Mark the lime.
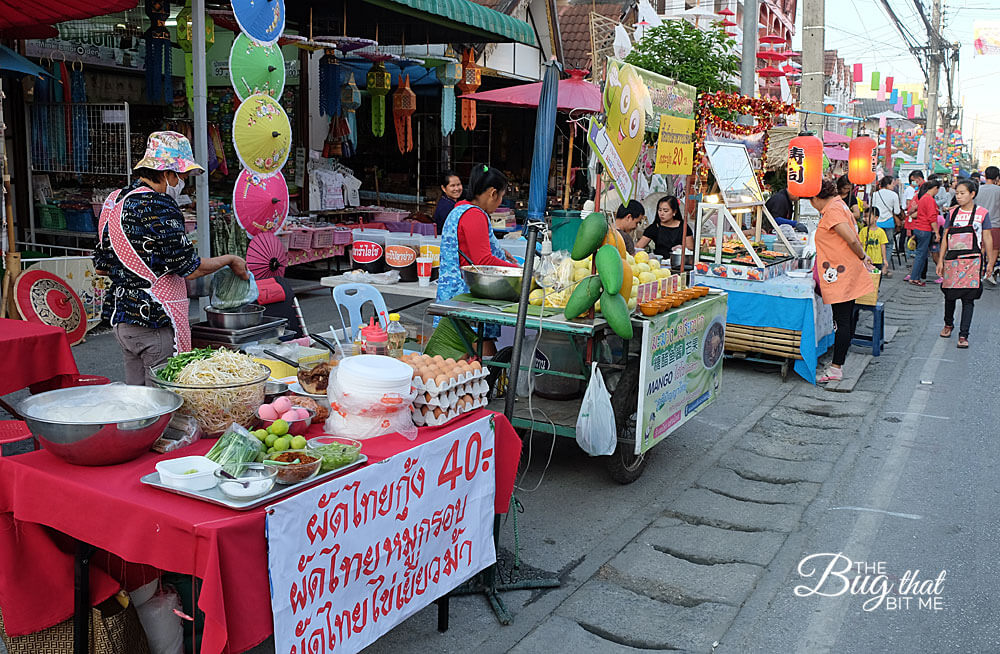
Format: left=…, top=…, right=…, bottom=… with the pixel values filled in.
left=264, top=433, right=278, bottom=447
left=273, top=436, right=291, bottom=452
left=290, top=435, right=307, bottom=450
left=270, top=419, right=289, bottom=436
left=253, top=429, right=268, bottom=441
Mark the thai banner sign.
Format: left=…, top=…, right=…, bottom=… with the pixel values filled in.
left=636, top=293, right=727, bottom=454
left=266, top=415, right=497, bottom=654
left=654, top=115, right=696, bottom=175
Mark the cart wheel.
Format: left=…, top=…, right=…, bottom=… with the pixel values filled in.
left=606, top=362, right=649, bottom=484
left=486, top=346, right=514, bottom=402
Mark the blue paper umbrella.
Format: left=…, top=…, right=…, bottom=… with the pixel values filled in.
left=232, top=0, right=285, bottom=46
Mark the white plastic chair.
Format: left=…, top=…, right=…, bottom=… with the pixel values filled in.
left=332, top=283, right=389, bottom=341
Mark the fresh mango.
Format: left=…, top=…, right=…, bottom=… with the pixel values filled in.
left=571, top=212, right=609, bottom=261
left=563, top=275, right=604, bottom=319
left=602, top=228, right=628, bottom=258
left=600, top=290, right=633, bottom=340
left=620, top=259, right=634, bottom=299
left=595, top=244, right=624, bottom=295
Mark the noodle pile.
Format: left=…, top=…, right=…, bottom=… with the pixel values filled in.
left=169, top=350, right=267, bottom=435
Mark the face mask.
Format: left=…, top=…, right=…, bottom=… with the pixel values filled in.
left=166, top=174, right=185, bottom=201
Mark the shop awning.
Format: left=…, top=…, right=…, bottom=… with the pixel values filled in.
left=362, top=0, right=536, bottom=45
left=459, top=69, right=601, bottom=113
left=0, top=45, right=54, bottom=79
left=0, top=0, right=138, bottom=30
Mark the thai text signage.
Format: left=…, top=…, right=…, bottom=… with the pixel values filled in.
left=266, top=416, right=497, bottom=654
left=654, top=115, right=696, bottom=175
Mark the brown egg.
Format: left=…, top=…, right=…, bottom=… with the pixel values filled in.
left=461, top=394, right=474, bottom=404
left=470, top=360, right=482, bottom=372
left=434, top=373, right=449, bottom=386
left=433, top=407, right=446, bottom=419
left=424, top=392, right=433, bottom=403
left=432, top=355, right=445, bottom=364
left=421, top=405, right=430, bottom=416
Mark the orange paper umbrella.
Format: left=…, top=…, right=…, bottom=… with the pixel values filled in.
left=760, top=34, right=787, bottom=44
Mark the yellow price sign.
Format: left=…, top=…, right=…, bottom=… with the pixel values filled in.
left=654, top=115, right=695, bottom=175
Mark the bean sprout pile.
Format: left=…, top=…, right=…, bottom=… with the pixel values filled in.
left=161, top=349, right=268, bottom=435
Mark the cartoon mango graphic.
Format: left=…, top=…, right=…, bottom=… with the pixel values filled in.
left=603, top=62, right=652, bottom=173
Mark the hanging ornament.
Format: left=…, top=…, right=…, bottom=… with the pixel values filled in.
left=457, top=49, right=481, bottom=131
left=392, top=74, right=416, bottom=154
left=144, top=0, right=172, bottom=104
left=367, top=61, right=391, bottom=138
left=787, top=132, right=823, bottom=198
left=848, top=135, right=878, bottom=185
left=176, top=0, right=215, bottom=111
left=341, top=72, right=361, bottom=150
left=436, top=58, right=461, bottom=138
left=319, top=51, right=342, bottom=117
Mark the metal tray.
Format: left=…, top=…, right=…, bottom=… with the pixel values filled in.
left=140, top=455, right=367, bottom=510
left=190, top=316, right=288, bottom=344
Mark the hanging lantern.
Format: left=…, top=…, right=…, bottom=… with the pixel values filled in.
left=341, top=73, right=361, bottom=150
left=848, top=135, right=878, bottom=185
left=457, top=49, right=481, bottom=131
left=367, top=61, right=391, bottom=138
left=175, top=0, right=214, bottom=111
left=392, top=75, right=417, bottom=154
left=436, top=59, right=461, bottom=138
left=144, top=0, right=172, bottom=104
left=787, top=132, right=823, bottom=198
left=319, top=51, right=341, bottom=118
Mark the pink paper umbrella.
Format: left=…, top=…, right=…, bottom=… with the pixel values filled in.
left=233, top=169, right=289, bottom=236
left=246, top=232, right=289, bottom=280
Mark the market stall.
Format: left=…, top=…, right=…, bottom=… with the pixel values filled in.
left=0, top=318, right=80, bottom=416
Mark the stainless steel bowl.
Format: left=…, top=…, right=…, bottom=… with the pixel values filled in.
left=19, top=385, right=183, bottom=466
left=461, top=265, right=525, bottom=301
left=205, top=304, right=266, bottom=329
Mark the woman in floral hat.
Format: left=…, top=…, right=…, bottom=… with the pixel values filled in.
left=93, top=131, right=248, bottom=385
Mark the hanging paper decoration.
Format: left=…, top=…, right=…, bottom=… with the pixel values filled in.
left=848, top=135, right=877, bottom=185
left=367, top=61, right=391, bottom=137
left=889, top=89, right=898, bottom=105
left=144, top=0, right=172, bottom=104
left=436, top=59, right=461, bottom=138
left=341, top=72, right=361, bottom=150
left=870, top=71, right=880, bottom=91
left=457, top=49, right=481, bottom=131
left=907, top=105, right=915, bottom=119
left=319, top=52, right=342, bottom=117
left=176, top=0, right=215, bottom=110
left=392, top=74, right=417, bottom=154
left=787, top=132, right=823, bottom=198
left=885, top=76, right=894, bottom=93
left=852, top=63, right=863, bottom=83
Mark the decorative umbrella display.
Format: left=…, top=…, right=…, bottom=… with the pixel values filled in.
left=457, top=49, right=481, bottom=130
left=756, top=50, right=788, bottom=61
left=759, top=34, right=787, bottom=44
left=246, top=231, right=288, bottom=280
left=312, top=35, right=377, bottom=53
left=14, top=269, right=87, bottom=346
left=232, top=92, right=291, bottom=177
left=757, top=66, right=785, bottom=78
left=436, top=57, right=461, bottom=137
left=231, top=0, right=284, bottom=46
left=392, top=75, right=416, bottom=154
left=229, top=32, right=285, bottom=100
left=233, top=169, right=289, bottom=236
left=367, top=61, right=391, bottom=137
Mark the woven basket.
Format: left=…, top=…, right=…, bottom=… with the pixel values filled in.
left=0, top=596, right=151, bottom=654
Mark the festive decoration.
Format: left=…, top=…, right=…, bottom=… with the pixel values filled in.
left=392, top=74, right=417, bottom=154
left=246, top=232, right=289, bottom=279
left=436, top=58, right=461, bottom=137
left=787, top=132, right=824, bottom=198
left=884, top=76, right=894, bottom=93
left=229, top=32, right=284, bottom=101
left=231, top=0, right=284, bottom=46
left=144, top=0, right=172, bottom=104
left=176, top=1, right=215, bottom=110
left=870, top=71, right=880, bottom=91
left=341, top=72, right=361, bottom=150
left=366, top=61, right=391, bottom=137
left=848, top=135, right=877, bottom=185
left=757, top=65, right=785, bottom=77
left=232, top=93, right=291, bottom=177
left=853, top=63, right=863, bottom=83
left=318, top=52, right=341, bottom=117
left=233, top=169, right=289, bottom=235
left=457, top=49, right=481, bottom=130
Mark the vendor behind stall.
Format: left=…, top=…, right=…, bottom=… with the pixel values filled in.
left=635, top=196, right=693, bottom=258
left=93, top=132, right=248, bottom=385
left=614, top=200, right=643, bottom=255
left=764, top=186, right=799, bottom=228
left=433, top=170, right=463, bottom=233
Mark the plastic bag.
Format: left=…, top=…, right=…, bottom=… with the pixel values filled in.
left=210, top=268, right=259, bottom=310
left=338, top=269, right=401, bottom=285
left=575, top=362, right=617, bottom=456
left=324, top=368, right=418, bottom=441
left=151, top=414, right=203, bottom=453
left=135, top=590, right=184, bottom=654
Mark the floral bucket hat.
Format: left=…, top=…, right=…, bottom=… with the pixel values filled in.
left=133, top=131, right=205, bottom=175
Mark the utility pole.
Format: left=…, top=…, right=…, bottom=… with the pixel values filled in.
left=740, top=0, right=758, bottom=97
left=923, top=0, right=941, bottom=167
left=800, top=0, right=825, bottom=133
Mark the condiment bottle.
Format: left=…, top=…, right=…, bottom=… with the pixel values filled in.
left=362, top=318, right=388, bottom=356
left=386, top=313, right=406, bottom=358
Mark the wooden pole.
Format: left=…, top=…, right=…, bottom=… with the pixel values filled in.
left=562, top=126, right=574, bottom=209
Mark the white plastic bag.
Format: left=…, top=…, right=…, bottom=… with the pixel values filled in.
left=135, top=589, right=184, bottom=654
left=575, top=362, right=617, bottom=456
left=324, top=368, right=418, bottom=441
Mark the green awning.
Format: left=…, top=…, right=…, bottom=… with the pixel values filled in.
left=363, top=0, right=536, bottom=46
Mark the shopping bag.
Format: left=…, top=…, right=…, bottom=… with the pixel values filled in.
left=210, top=269, right=259, bottom=310
left=575, top=362, right=617, bottom=456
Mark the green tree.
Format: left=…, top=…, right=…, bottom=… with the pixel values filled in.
left=624, top=21, right=740, bottom=94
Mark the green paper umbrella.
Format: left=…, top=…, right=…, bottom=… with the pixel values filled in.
left=229, top=33, right=286, bottom=101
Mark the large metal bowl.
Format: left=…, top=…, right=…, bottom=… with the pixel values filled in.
left=461, top=265, right=525, bottom=301
left=205, top=304, right=265, bottom=329
left=18, top=385, right=183, bottom=466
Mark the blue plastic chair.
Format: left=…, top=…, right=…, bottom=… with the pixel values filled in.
left=332, top=283, right=389, bottom=341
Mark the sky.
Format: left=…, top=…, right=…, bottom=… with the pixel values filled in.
left=789, top=0, right=1000, bottom=158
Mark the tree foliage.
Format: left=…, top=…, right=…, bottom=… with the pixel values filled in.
left=624, top=21, right=741, bottom=94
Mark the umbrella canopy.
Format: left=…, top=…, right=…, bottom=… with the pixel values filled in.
left=868, top=109, right=907, bottom=121
left=718, top=7, right=735, bottom=16
left=232, top=93, right=291, bottom=177
left=527, top=59, right=560, bottom=221
left=824, top=146, right=848, bottom=161
left=756, top=50, right=788, bottom=61
left=233, top=169, right=289, bottom=236
left=0, top=0, right=136, bottom=30
left=823, top=130, right=851, bottom=144
left=14, top=269, right=87, bottom=346
left=246, top=232, right=288, bottom=280
left=231, top=0, right=285, bottom=46
left=756, top=66, right=785, bottom=78
left=760, top=34, right=787, bottom=44
left=459, top=69, right=601, bottom=113
left=229, top=33, right=286, bottom=101
left=0, top=45, right=54, bottom=79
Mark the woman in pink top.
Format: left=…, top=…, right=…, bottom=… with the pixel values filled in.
left=907, top=180, right=941, bottom=287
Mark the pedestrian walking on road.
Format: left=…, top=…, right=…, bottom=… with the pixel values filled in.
left=973, top=166, right=1000, bottom=285
left=937, top=179, right=996, bottom=348
left=870, top=175, right=902, bottom=275
left=906, top=180, right=941, bottom=286
left=812, top=180, right=875, bottom=383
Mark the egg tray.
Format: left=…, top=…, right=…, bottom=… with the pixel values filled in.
left=411, top=368, right=488, bottom=395
left=412, top=395, right=488, bottom=427
left=413, top=380, right=489, bottom=407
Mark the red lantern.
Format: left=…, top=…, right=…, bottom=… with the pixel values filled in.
left=848, top=135, right=878, bottom=185
left=787, top=133, right=823, bottom=198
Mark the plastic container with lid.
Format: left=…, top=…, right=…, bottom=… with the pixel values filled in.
left=325, top=355, right=416, bottom=440
left=351, top=228, right=389, bottom=273
left=419, top=235, right=441, bottom=281
left=384, top=234, right=421, bottom=282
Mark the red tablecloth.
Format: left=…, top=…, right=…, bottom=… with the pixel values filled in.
left=0, top=318, right=79, bottom=396
left=0, top=409, right=520, bottom=653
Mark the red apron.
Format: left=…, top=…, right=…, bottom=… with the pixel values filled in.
left=98, top=187, right=191, bottom=354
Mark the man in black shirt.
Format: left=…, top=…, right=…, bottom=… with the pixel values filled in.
left=764, top=187, right=799, bottom=228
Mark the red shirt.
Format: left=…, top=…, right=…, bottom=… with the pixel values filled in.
left=912, top=193, right=939, bottom=232
left=455, top=201, right=516, bottom=268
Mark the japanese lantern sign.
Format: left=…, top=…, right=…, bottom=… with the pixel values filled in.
left=266, top=416, right=497, bottom=654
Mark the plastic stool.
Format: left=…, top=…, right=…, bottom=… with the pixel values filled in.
left=0, top=421, right=35, bottom=456
left=852, top=302, right=885, bottom=356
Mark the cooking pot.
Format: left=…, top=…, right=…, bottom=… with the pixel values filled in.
left=670, top=249, right=694, bottom=270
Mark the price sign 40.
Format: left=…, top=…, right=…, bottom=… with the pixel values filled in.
left=438, top=431, right=493, bottom=490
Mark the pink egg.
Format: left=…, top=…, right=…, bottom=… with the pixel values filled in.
left=294, top=408, right=311, bottom=421
left=258, top=404, right=278, bottom=420
left=273, top=396, right=292, bottom=414
left=280, top=410, right=299, bottom=422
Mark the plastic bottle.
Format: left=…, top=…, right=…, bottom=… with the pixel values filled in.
left=386, top=313, right=406, bottom=358
left=362, top=318, right=388, bottom=356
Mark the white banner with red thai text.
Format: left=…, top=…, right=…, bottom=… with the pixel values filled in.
left=266, top=415, right=497, bottom=654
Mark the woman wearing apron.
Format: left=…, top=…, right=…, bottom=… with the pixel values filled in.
left=93, top=132, right=248, bottom=385
left=936, top=179, right=996, bottom=348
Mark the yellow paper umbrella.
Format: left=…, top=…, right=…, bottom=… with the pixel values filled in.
left=232, top=93, right=291, bottom=178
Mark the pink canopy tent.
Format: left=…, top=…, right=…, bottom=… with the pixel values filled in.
left=823, top=130, right=851, bottom=145
left=458, top=69, right=602, bottom=113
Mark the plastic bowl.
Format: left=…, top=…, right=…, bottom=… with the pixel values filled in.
left=255, top=406, right=315, bottom=436
left=307, top=435, right=362, bottom=472
left=150, top=363, right=270, bottom=437
left=214, top=463, right=277, bottom=500
left=266, top=449, right=322, bottom=485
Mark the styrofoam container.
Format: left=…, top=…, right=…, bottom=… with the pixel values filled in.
left=155, top=455, right=220, bottom=491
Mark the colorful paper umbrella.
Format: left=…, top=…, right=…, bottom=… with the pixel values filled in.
left=14, top=269, right=86, bottom=345
left=229, top=32, right=285, bottom=100
left=760, top=34, right=787, bottom=44
left=312, top=34, right=377, bottom=53
left=720, top=18, right=737, bottom=27
left=756, top=66, right=785, bottom=78
left=231, top=0, right=285, bottom=46
left=717, top=7, right=735, bottom=16
left=232, top=92, right=291, bottom=177
left=757, top=50, right=788, bottom=61
left=233, top=169, right=289, bottom=236
left=246, top=232, right=288, bottom=279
